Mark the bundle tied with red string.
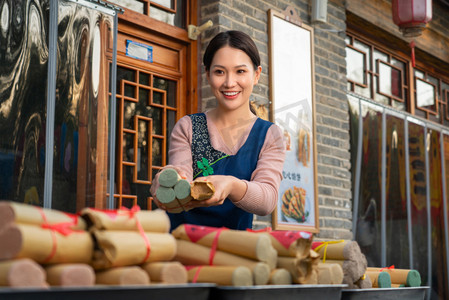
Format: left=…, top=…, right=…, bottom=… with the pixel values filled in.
left=172, top=224, right=273, bottom=285
left=87, top=205, right=176, bottom=270
left=265, top=230, right=319, bottom=284
left=0, top=201, right=93, bottom=265
left=312, top=240, right=370, bottom=288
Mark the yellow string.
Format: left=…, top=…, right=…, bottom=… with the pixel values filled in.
left=314, top=240, right=345, bottom=263
left=360, top=274, right=366, bottom=280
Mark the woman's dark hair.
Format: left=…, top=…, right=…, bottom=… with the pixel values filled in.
left=203, top=30, right=261, bottom=71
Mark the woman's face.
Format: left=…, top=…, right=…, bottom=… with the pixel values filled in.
left=207, top=46, right=261, bottom=113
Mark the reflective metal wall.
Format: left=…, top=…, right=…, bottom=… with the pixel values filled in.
left=0, top=0, right=118, bottom=213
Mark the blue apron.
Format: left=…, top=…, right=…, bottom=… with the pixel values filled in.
left=168, top=113, right=273, bottom=230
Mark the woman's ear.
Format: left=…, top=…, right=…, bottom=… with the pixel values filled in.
left=254, top=66, right=262, bottom=84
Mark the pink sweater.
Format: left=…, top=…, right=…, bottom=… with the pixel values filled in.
left=168, top=113, right=286, bottom=216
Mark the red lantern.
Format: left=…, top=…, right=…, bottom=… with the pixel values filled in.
left=392, top=0, right=432, bottom=37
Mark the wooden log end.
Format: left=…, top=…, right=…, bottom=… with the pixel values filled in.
left=269, top=268, right=292, bottom=285
left=0, top=224, right=22, bottom=261
left=46, top=264, right=95, bottom=287
left=159, top=168, right=180, bottom=188
left=156, top=186, right=176, bottom=204
left=174, top=179, right=191, bottom=200
left=1, top=258, right=47, bottom=288
left=252, top=263, right=270, bottom=285
left=0, top=201, right=15, bottom=229
left=406, top=270, right=421, bottom=287
left=232, top=266, right=253, bottom=286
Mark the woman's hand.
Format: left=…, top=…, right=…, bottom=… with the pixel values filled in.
left=184, top=175, right=247, bottom=209
left=150, top=165, right=186, bottom=210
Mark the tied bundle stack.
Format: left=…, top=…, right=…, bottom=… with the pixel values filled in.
left=0, top=201, right=95, bottom=288
left=265, top=230, right=320, bottom=284
left=81, top=206, right=186, bottom=286
left=366, top=266, right=421, bottom=288
left=312, top=240, right=371, bottom=288
left=172, top=224, right=284, bottom=286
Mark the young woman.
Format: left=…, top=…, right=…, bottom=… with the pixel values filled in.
left=150, top=30, right=286, bottom=230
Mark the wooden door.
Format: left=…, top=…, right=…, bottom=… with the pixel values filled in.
left=109, top=2, right=198, bottom=209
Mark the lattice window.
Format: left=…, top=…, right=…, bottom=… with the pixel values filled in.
left=112, top=65, right=177, bottom=209
left=107, top=0, right=185, bottom=28
left=345, top=33, right=409, bottom=111
left=346, top=32, right=449, bottom=126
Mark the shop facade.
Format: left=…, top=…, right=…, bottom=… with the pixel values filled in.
left=1, top=0, right=449, bottom=298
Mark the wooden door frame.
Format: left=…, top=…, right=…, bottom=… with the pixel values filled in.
left=116, top=0, right=199, bottom=116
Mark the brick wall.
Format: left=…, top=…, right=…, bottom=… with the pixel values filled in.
left=199, top=0, right=352, bottom=239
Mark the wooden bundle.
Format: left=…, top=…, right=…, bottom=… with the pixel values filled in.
left=313, top=240, right=369, bottom=288
left=269, top=268, right=292, bottom=285
left=0, top=258, right=48, bottom=288
left=0, top=223, right=93, bottom=264
left=266, top=230, right=313, bottom=258
left=186, top=265, right=253, bottom=286
left=155, top=168, right=192, bottom=213
left=317, top=263, right=344, bottom=284
left=367, top=267, right=421, bottom=287
left=91, top=230, right=176, bottom=269
left=81, top=207, right=170, bottom=233
left=172, top=224, right=275, bottom=264
left=96, top=266, right=150, bottom=285
left=45, top=264, right=95, bottom=287
left=366, top=271, right=391, bottom=288
left=141, top=261, right=187, bottom=284
left=0, top=201, right=86, bottom=230
left=174, top=239, right=270, bottom=285
left=277, top=249, right=320, bottom=284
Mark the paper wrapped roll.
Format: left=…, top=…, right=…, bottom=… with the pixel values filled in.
left=172, top=224, right=275, bottom=263
left=141, top=262, right=187, bottom=284
left=325, top=259, right=366, bottom=284
left=174, top=179, right=191, bottom=200
left=277, top=249, right=319, bottom=284
left=158, top=168, right=181, bottom=188
left=366, top=267, right=421, bottom=287
left=267, top=231, right=312, bottom=258
left=366, top=271, right=391, bottom=288
left=0, top=201, right=86, bottom=230
left=312, top=240, right=362, bottom=261
left=317, top=263, right=344, bottom=284
left=0, top=258, right=48, bottom=288
left=92, top=230, right=176, bottom=269
left=0, top=223, right=93, bottom=264
left=45, top=264, right=95, bottom=286
left=174, top=239, right=270, bottom=285
left=269, top=268, right=292, bottom=285
left=190, top=181, right=215, bottom=200
left=96, top=266, right=150, bottom=285
left=81, top=207, right=170, bottom=233
left=186, top=265, right=253, bottom=286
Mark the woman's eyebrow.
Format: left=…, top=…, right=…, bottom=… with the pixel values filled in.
left=211, top=64, right=249, bottom=69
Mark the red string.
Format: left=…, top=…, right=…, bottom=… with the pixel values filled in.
left=121, top=205, right=151, bottom=264
left=208, top=227, right=227, bottom=265
left=37, top=207, right=58, bottom=263
left=380, top=265, right=395, bottom=272
left=192, top=266, right=202, bottom=283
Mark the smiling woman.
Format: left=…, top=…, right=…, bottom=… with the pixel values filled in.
left=150, top=31, right=286, bottom=231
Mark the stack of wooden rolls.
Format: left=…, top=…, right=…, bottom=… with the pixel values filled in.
left=0, top=200, right=188, bottom=288
left=0, top=201, right=95, bottom=288
left=312, top=240, right=371, bottom=288
left=80, top=206, right=187, bottom=286
left=171, top=224, right=279, bottom=286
